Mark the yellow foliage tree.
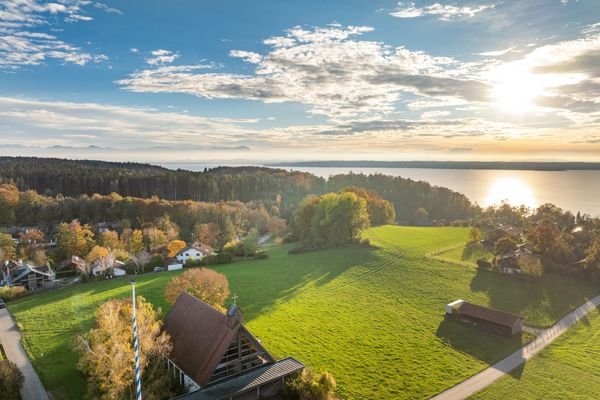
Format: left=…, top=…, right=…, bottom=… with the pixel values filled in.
left=167, top=240, right=187, bottom=257
left=164, top=268, right=230, bottom=311
left=86, top=246, right=109, bottom=264
left=75, top=297, right=173, bottom=400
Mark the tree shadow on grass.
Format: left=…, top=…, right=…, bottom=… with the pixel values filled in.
left=214, top=244, right=379, bottom=322
left=436, top=318, right=526, bottom=366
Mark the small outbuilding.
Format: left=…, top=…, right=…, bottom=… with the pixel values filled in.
left=449, top=301, right=523, bottom=336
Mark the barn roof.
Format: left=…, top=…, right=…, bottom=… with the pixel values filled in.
left=172, top=357, right=305, bottom=400
left=163, top=293, right=272, bottom=386
left=458, top=302, right=522, bottom=328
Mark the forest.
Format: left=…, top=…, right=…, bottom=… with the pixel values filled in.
left=0, top=157, right=475, bottom=222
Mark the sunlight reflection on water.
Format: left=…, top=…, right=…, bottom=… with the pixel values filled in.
left=484, top=177, right=538, bottom=209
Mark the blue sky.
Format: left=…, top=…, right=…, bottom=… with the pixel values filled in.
left=1, top=0, right=599, bottom=162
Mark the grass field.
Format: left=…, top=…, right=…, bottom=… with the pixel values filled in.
left=434, top=243, right=494, bottom=266
left=8, top=226, right=599, bottom=399
left=470, top=309, right=600, bottom=400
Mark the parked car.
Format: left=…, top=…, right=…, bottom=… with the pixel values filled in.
left=153, top=267, right=165, bottom=272
left=0, top=299, right=6, bottom=309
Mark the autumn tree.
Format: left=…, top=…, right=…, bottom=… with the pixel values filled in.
left=57, top=220, right=95, bottom=259
left=291, top=195, right=321, bottom=242
left=18, top=228, right=45, bottom=261
left=167, top=240, right=187, bottom=257
left=310, top=192, right=370, bottom=247
left=86, top=246, right=116, bottom=275
left=164, top=268, right=230, bottom=311
left=0, top=183, right=19, bottom=225
left=527, top=219, right=559, bottom=254
left=122, top=229, right=145, bottom=255
left=99, top=230, right=121, bottom=250
left=0, top=360, right=24, bottom=400
left=585, top=238, right=600, bottom=282
left=0, top=233, right=16, bottom=264
left=131, top=251, right=151, bottom=274
left=156, top=215, right=180, bottom=241
left=267, top=217, right=288, bottom=238
left=287, top=368, right=337, bottom=400
left=143, top=226, right=168, bottom=250
left=76, top=297, right=174, bottom=400
left=494, top=237, right=518, bottom=255
left=468, top=227, right=482, bottom=243
left=193, top=223, right=220, bottom=247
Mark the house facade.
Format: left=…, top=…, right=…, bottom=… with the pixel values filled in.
left=164, top=293, right=304, bottom=400
left=175, top=245, right=214, bottom=265
left=1, top=261, right=56, bottom=291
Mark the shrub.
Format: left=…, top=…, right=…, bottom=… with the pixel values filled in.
left=0, top=285, right=28, bottom=302
left=202, top=253, right=234, bottom=265
left=286, top=368, right=336, bottom=400
left=222, top=240, right=245, bottom=256
left=0, top=360, right=24, bottom=400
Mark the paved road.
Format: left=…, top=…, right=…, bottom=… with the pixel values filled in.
left=430, top=295, right=600, bottom=400
left=0, top=308, right=50, bottom=400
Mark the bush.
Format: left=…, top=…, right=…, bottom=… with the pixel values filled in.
left=222, top=240, right=245, bottom=256
left=0, top=360, right=24, bottom=400
left=0, top=285, right=28, bottom=302
left=202, top=253, right=233, bottom=265
left=476, top=258, right=492, bottom=269
left=286, top=368, right=336, bottom=400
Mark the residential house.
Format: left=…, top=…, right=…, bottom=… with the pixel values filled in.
left=164, top=293, right=304, bottom=400
left=176, top=244, right=214, bottom=265
left=1, top=260, right=56, bottom=291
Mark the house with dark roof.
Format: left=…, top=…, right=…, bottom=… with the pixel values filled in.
left=164, top=293, right=304, bottom=400
left=446, top=300, right=523, bottom=336
left=0, top=260, right=56, bottom=291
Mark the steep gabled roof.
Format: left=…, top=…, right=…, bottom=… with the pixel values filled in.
left=458, top=302, right=522, bottom=328
left=163, top=293, right=273, bottom=386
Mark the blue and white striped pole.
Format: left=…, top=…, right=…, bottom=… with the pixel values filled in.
left=131, top=280, right=142, bottom=400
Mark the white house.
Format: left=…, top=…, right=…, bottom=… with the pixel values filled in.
left=176, top=246, right=210, bottom=265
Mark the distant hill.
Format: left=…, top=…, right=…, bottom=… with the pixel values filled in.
left=268, top=160, right=600, bottom=171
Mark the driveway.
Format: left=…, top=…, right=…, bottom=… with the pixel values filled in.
left=0, top=308, right=50, bottom=400
left=430, top=295, right=600, bottom=400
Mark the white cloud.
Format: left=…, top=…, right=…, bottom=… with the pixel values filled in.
left=390, top=2, right=495, bottom=21
left=0, top=0, right=108, bottom=69
left=118, top=24, right=490, bottom=121
left=145, top=49, right=179, bottom=65
left=477, top=46, right=516, bottom=57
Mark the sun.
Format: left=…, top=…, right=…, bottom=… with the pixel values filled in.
left=485, top=177, right=537, bottom=209
left=490, top=64, right=544, bottom=113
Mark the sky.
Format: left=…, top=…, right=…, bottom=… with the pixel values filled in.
left=0, top=0, right=599, bottom=163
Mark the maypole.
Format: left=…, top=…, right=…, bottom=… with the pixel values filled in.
left=131, top=280, right=142, bottom=400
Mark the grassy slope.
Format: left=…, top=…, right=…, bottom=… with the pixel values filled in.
left=437, top=244, right=494, bottom=265
left=8, top=226, right=599, bottom=399
left=470, top=309, right=600, bottom=400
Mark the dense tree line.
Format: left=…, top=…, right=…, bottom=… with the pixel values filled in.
left=0, top=157, right=476, bottom=222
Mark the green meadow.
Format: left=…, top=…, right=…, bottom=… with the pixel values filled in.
left=470, top=309, right=600, bottom=400
left=8, top=226, right=599, bottom=399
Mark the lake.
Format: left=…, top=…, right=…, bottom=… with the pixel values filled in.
left=161, top=163, right=600, bottom=217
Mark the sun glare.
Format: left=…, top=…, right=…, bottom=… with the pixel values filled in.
left=485, top=177, right=537, bottom=209
left=490, top=64, right=545, bottom=113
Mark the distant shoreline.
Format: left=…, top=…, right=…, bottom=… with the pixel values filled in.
left=267, top=161, right=600, bottom=171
